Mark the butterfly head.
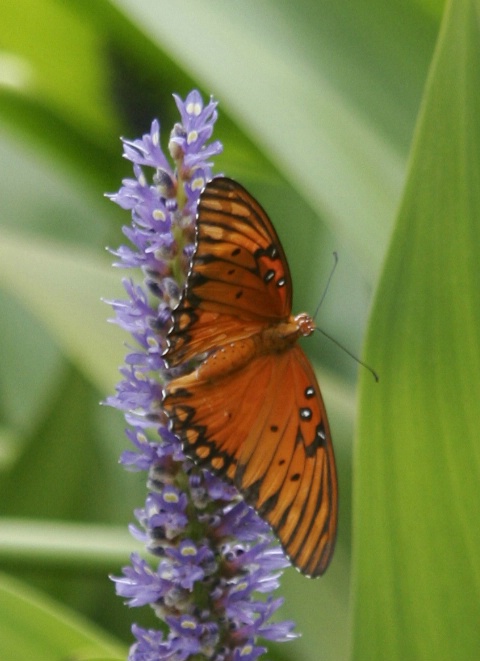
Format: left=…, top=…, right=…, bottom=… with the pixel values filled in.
left=294, top=312, right=316, bottom=338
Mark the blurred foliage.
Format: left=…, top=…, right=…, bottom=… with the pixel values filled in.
left=0, top=1, right=478, bottom=660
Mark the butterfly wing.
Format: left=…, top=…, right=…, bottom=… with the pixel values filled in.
left=164, top=345, right=338, bottom=577
left=165, top=177, right=292, bottom=366
left=237, top=346, right=338, bottom=576
left=163, top=176, right=337, bottom=575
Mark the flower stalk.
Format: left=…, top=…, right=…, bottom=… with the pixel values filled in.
left=107, top=90, right=296, bottom=661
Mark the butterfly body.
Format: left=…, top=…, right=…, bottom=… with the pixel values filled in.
left=180, top=312, right=314, bottom=385
left=162, top=177, right=337, bottom=577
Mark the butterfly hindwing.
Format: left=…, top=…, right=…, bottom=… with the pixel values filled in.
left=163, top=346, right=337, bottom=577
left=233, top=346, right=337, bottom=577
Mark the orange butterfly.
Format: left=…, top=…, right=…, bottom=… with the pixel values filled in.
left=162, top=177, right=338, bottom=577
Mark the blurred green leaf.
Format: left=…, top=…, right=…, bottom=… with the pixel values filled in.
left=353, top=0, right=480, bottom=658
left=0, top=228, right=125, bottom=394
left=0, top=572, right=125, bottom=660
left=0, top=0, right=123, bottom=192
left=0, top=520, right=141, bottom=570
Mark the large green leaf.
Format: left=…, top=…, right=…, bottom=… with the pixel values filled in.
left=353, top=0, right=480, bottom=658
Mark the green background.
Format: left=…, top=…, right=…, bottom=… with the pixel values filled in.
left=0, top=1, right=478, bottom=659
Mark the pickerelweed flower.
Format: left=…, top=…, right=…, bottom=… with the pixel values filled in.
left=107, top=90, right=297, bottom=661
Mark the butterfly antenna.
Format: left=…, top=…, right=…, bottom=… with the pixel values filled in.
left=315, top=327, right=379, bottom=382
left=313, top=251, right=378, bottom=381
left=313, top=251, right=338, bottom=320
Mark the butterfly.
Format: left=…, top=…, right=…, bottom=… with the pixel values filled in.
left=162, top=177, right=338, bottom=577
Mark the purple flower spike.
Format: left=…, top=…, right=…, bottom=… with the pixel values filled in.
left=108, top=91, right=297, bottom=660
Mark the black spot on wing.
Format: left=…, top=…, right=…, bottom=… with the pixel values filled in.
left=300, top=407, right=312, bottom=421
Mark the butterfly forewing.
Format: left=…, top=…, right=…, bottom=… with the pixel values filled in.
left=195, top=177, right=292, bottom=319
left=164, top=178, right=292, bottom=367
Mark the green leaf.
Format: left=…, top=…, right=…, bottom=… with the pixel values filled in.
left=0, top=520, right=141, bottom=570
left=0, top=572, right=125, bottom=660
left=0, top=228, right=125, bottom=394
left=353, top=1, right=480, bottom=659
